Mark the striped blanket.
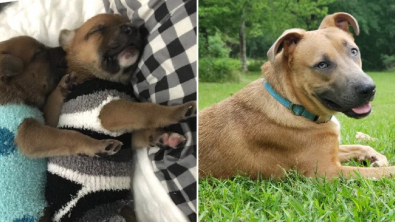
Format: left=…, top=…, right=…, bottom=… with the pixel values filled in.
left=46, top=79, right=134, bottom=222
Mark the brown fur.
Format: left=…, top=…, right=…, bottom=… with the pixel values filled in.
left=44, top=73, right=77, bottom=127
left=61, top=14, right=131, bottom=83
left=0, top=36, right=55, bottom=107
left=44, top=14, right=196, bottom=221
left=0, top=36, right=122, bottom=158
left=199, top=12, right=394, bottom=180
left=49, top=13, right=196, bottom=150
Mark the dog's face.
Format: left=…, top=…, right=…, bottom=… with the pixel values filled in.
left=60, top=14, right=142, bottom=83
left=0, top=36, right=67, bottom=108
left=267, top=13, right=375, bottom=119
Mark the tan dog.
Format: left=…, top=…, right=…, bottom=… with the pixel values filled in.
left=199, top=12, right=395, bottom=180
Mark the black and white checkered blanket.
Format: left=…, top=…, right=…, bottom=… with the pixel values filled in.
left=103, top=0, right=197, bottom=221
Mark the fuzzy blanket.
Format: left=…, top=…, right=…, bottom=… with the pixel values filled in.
left=0, top=105, right=46, bottom=222
left=47, top=79, right=134, bottom=222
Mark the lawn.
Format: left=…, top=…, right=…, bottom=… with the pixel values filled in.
left=199, top=72, right=395, bottom=221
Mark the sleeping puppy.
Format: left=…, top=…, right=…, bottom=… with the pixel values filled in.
left=0, top=36, right=122, bottom=222
left=44, top=14, right=196, bottom=222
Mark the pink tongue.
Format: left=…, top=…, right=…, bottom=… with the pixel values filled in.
left=352, top=102, right=371, bottom=114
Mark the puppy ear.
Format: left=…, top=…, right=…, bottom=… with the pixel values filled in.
left=59, top=29, right=75, bottom=51
left=0, top=54, right=23, bottom=82
left=319, top=12, right=359, bottom=35
left=267, top=28, right=305, bottom=64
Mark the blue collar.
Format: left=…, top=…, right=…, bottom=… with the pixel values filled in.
left=264, top=81, right=332, bottom=123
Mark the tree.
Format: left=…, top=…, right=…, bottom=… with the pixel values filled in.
left=200, top=0, right=268, bottom=71
left=200, top=0, right=335, bottom=70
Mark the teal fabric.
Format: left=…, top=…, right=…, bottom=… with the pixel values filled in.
left=264, top=81, right=332, bottom=122
left=0, top=104, right=47, bottom=222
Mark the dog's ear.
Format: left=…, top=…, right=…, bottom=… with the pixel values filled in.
left=267, top=28, right=305, bottom=64
left=319, top=12, right=359, bottom=35
left=0, top=53, right=23, bottom=82
left=59, top=29, right=75, bottom=51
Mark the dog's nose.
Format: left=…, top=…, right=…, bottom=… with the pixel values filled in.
left=120, top=24, right=137, bottom=36
left=355, top=83, right=376, bottom=99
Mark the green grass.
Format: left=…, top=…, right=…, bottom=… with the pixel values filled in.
left=199, top=71, right=262, bottom=110
left=199, top=72, right=395, bottom=221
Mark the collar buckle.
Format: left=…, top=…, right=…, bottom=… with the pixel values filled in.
left=288, top=103, right=296, bottom=115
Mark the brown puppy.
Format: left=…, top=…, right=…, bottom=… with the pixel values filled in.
left=43, top=14, right=195, bottom=222
left=0, top=36, right=123, bottom=222
left=199, top=12, right=394, bottom=180
left=52, top=13, right=196, bottom=148
left=0, top=36, right=121, bottom=157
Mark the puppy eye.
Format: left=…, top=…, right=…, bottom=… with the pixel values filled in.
left=89, top=25, right=106, bottom=35
left=316, top=62, right=329, bottom=69
left=351, top=48, right=358, bottom=56
left=96, top=24, right=107, bottom=32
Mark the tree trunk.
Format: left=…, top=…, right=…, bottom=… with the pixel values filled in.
left=239, top=12, right=248, bottom=72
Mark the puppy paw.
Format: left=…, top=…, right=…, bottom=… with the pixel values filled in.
left=153, top=132, right=186, bottom=148
left=95, top=139, right=123, bottom=156
left=174, top=101, right=196, bottom=120
left=58, top=72, right=77, bottom=98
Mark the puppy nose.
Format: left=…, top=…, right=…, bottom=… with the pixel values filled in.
left=121, top=24, right=137, bottom=35
left=355, top=83, right=376, bottom=99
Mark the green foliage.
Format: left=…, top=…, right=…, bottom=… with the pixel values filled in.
left=207, top=33, right=231, bottom=58
left=198, top=33, right=208, bottom=59
left=199, top=32, right=231, bottom=58
left=199, top=32, right=240, bottom=83
left=247, top=59, right=266, bottom=72
left=199, top=58, right=242, bottom=83
left=382, top=54, right=395, bottom=71
left=200, top=0, right=395, bottom=71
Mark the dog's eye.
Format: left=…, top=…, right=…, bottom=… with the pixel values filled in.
left=351, top=48, right=358, bottom=56
left=90, top=25, right=107, bottom=35
left=316, top=62, right=329, bottom=69
left=96, top=24, right=107, bottom=32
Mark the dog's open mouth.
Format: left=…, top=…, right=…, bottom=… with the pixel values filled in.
left=321, top=97, right=372, bottom=119
left=343, top=102, right=372, bottom=119
left=117, top=45, right=136, bottom=60
left=106, top=43, right=137, bottom=60
left=102, top=42, right=139, bottom=74
left=321, top=98, right=342, bottom=111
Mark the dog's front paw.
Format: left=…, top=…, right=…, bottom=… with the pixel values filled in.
left=95, top=139, right=123, bottom=156
left=360, top=145, right=389, bottom=167
left=58, top=72, right=77, bottom=98
left=369, top=154, right=389, bottom=167
left=153, top=132, right=186, bottom=148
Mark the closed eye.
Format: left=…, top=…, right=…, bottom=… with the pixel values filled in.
left=85, top=25, right=107, bottom=40
left=91, top=26, right=107, bottom=34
